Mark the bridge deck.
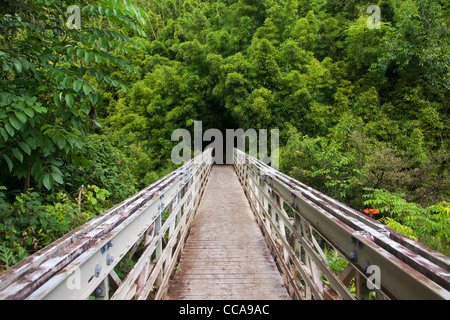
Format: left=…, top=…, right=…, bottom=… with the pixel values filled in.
left=166, top=165, right=290, bottom=300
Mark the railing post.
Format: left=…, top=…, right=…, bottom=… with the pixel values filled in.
left=153, top=213, right=163, bottom=292
left=278, top=199, right=290, bottom=266
left=356, top=272, right=370, bottom=300
left=136, top=224, right=156, bottom=297
left=293, top=213, right=314, bottom=300
left=0, top=149, right=214, bottom=300
left=94, top=276, right=109, bottom=300
left=230, top=149, right=450, bottom=300
left=2, top=148, right=448, bottom=300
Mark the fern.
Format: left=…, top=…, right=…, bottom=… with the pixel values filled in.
left=379, top=217, right=418, bottom=241
left=363, top=189, right=449, bottom=255
left=324, top=247, right=348, bottom=273
left=0, top=242, right=28, bottom=272
left=362, top=188, right=407, bottom=217
left=0, top=242, right=17, bottom=271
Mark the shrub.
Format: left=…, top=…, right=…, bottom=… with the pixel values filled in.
left=364, top=188, right=450, bottom=255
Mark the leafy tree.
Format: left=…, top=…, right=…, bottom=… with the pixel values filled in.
left=0, top=0, right=147, bottom=192
left=0, top=183, right=113, bottom=270
left=289, top=10, right=320, bottom=52
left=63, top=134, right=137, bottom=204
left=248, top=38, right=281, bottom=89
left=364, top=189, right=450, bottom=254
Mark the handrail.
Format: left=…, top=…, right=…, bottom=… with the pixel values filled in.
left=1, top=146, right=448, bottom=300
left=233, top=148, right=450, bottom=300
left=0, top=149, right=213, bottom=300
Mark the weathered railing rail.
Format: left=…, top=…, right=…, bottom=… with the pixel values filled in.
left=1, top=146, right=448, bottom=300
left=0, top=149, right=213, bottom=300
left=234, top=148, right=450, bottom=300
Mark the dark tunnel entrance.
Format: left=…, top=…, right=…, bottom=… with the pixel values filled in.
left=200, top=106, right=239, bottom=165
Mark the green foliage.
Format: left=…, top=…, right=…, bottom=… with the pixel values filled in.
left=281, top=127, right=356, bottom=202
left=364, top=189, right=450, bottom=254
left=0, top=0, right=147, bottom=270
left=0, top=185, right=112, bottom=270
left=0, top=242, right=27, bottom=271
left=325, top=247, right=348, bottom=273
left=0, top=0, right=146, bottom=192
left=65, top=135, right=137, bottom=203
left=379, top=217, right=418, bottom=242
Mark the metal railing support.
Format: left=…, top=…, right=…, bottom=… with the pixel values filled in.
left=0, top=149, right=213, bottom=300
left=1, top=147, right=448, bottom=300
left=233, top=148, right=450, bottom=300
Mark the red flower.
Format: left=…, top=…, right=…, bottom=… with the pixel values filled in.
left=363, top=208, right=379, bottom=218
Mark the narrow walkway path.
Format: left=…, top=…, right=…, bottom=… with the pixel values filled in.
left=166, top=165, right=289, bottom=300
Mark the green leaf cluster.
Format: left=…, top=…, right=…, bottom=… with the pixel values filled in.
left=0, top=0, right=147, bottom=269
left=99, top=0, right=448, bottom=255
left=0, top=185, right=113, bottom=271
left=0, top=0, right=147, bottom=192
left=364, top=189, right=450, bottom=254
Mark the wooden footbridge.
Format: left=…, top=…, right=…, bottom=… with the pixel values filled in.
left=0, top=149, right=449, bottom=300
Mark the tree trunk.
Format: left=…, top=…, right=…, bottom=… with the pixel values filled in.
left=89, top=108, right=98, bottom=133
left=22, top=166, right=31, bottom=193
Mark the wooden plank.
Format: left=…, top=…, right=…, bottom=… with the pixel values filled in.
left=166, top=166, right=290, bottom=301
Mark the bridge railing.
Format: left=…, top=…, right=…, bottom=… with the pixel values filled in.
left=0, top=149, right=213, bottom=300
left=234, top=148, right=450, bottom=300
